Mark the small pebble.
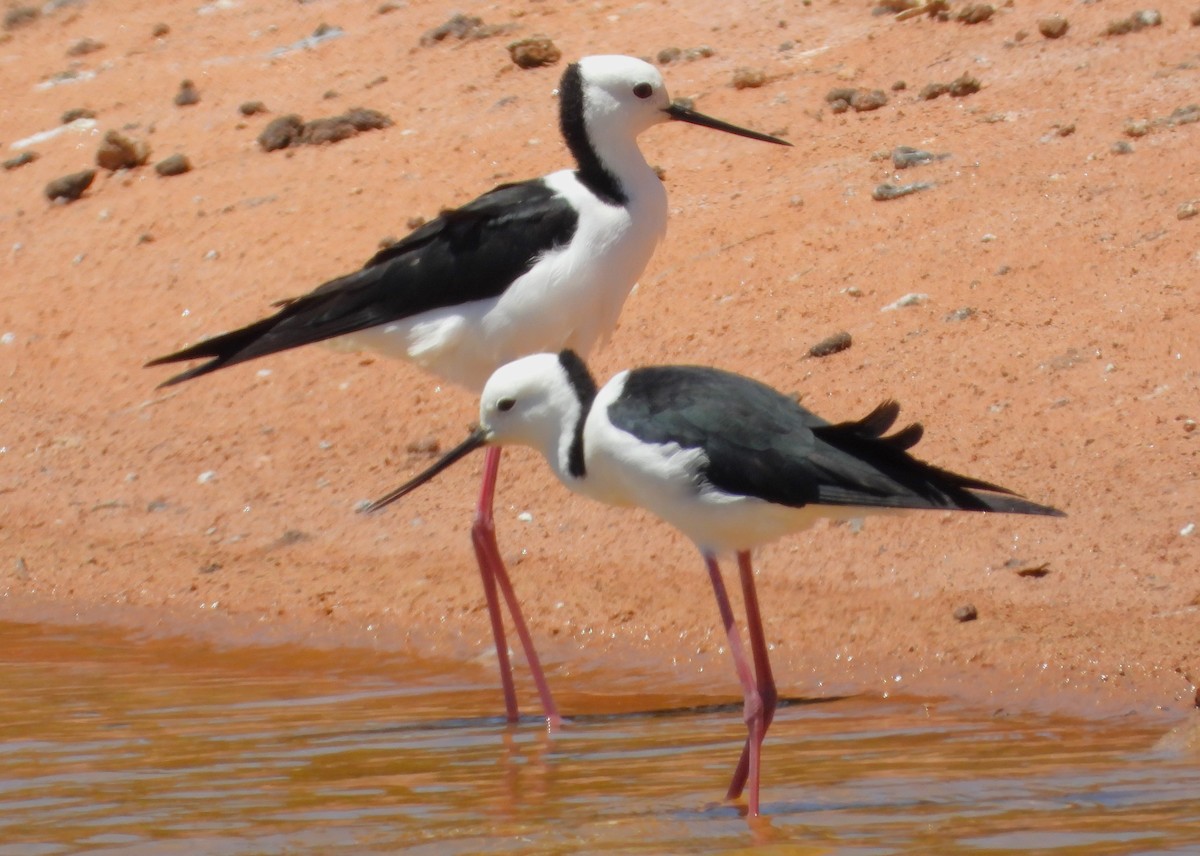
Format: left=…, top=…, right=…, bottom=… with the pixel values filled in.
left=953, top=604, right=978, bottom=622
left=872, top=181, right=934, bottom=201
left=892, top=145, right=942, bottom=169
left=174, top=79, right=200, bottom=107
left=155, top=153, right=192, bottom=176
left=258, top=114, right=304, bottom=151
left=948, top=73, right=982, bottom=97
left=61, top=107, right=96, bottom=123
left=1124, top=119, right=1151, bottom=138
left=197, top=470, right=216, bottom=484
left=657, top=46, right=682, bottom=64
left=2, top=151, right=37, bottom=170
left=239, top=100, right=268, bottom=116
left=96, top=130, right=150, bottom=171
left=851, top=89, right=888, bottom=112
left=1038, top=15, right=1069, bottom=38
left=1111, top=140, right=1134, bottom=155
left=1180, top=522, right=1195, bottom=537
left=732, top=67, right=767, bottom=89
left=151, top=22, right=170, bottom=37
left=66, top=37, right=105, bottom=57
left=1176, top=201, right=1198, bottom=220
left=45, top=169, right=95, bottom=203
left=3, top=6, right=38, bottom=30
left=881, top=292, right=929, bottom=311
left=957, top=3, right=994, bottom=24
left=809, top=331, right=853, bottom=358
left=507, top=36, right=561, bottom=69
left=919, top=82, right=950, bottom=101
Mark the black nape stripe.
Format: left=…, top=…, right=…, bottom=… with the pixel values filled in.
left=558, top=63, right=628, bottom=207
left=558, top=349, right=599, bottom=478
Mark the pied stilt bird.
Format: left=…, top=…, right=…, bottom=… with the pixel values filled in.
left=367, top=350, right=1065, bottom=815
left=146, top=56, right=790, bottom=730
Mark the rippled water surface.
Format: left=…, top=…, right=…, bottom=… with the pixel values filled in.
left=2, top=619, right=1197, bottom=854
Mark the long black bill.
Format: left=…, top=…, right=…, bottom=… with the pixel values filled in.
left=363, top=427, right=489, bottom=514
left=665, top=102, right=791, bottom=146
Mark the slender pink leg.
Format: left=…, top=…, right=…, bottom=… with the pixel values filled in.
left=472, top=447, right=519, bottom=722
left=726, top=551, right=778, bottom=802
left=703, top=553, right=765, bottom=816
left=472, top=447, right=562, bottom=731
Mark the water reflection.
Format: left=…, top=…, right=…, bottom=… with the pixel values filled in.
left=1, top=620, right=1197, bottom=854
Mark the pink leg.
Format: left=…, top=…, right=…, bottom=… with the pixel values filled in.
left=703, top=553, right=765, bottom=816
left=472, top=447, right=562, bottom=731
left=726, top=551, right=778, bottom=803
left=472, top=447, right=519, bottom=723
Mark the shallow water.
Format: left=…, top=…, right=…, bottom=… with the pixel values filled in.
left=1, top=620, right=1197, bottom=855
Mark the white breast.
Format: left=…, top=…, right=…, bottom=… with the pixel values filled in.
left=333, top=170, right=667, bottom=392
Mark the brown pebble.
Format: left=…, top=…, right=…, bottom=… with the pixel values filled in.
left=919, top=81, right=950, bottom=100
left=957, top=3, right=994, bottom=23
left=174, top=79, right=200, bottom=107
left=657, top=46, right=682, bottom=64
left=507, top=36, right=561, bottom=69
left=1192, top=7, right=1200, bottom=25
left=3, top=6, right=38, bottom=31
left=851, top=89, right=888, bottom=111
left=258, top=114, right=304, bottom=151
left=3, top=151, right=38, bottom=170
left=1178, top=201, right=1199, bottom=220
left=66, top=37, right=105, bottom=57
left=825, top=87, right=858, bottom=104
left=732, top=67, right=767, bottom=90
left=1038, top=15, right=1069, bottom=38
left=953, top=604, right=978, bottom=622
left=300, top=108, right=393, bottom=145
left=1124, top=119, right=1151, bottom=138
left=809, top=331, right=853, bottom=358
left=155, top=153, right=192, bottom=177
left=96, top=130, right=150, bottom=171
left=420, top=13, right=506, bottom=45
left=151, top=22, right=170, bottom=38
left=61, top=107, right=96, bottom=124
left=45, top=169, right=96, bottom=203
left=239, top=100, right=268, bottom=116
left=1015, top=563, right=1051, bottom=578
left=301, top=117, right=358, bottom=145
left=948, top=74, right=982, bottom=97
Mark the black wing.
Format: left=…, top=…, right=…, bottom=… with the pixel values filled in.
left=146, top=179, right=579, bottom=387
left=608, top=365, right=1063, bottom=517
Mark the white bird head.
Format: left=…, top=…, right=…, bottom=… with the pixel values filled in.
left=568, top=55, right=791, bottom=147
left=365, top=352, right=594, bottom=512
left=478, top=352, right=585, bottom=457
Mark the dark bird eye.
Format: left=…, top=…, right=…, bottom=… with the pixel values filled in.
left=497, top=397, right=516, bottom=412
left=632, top=82, right=653, bottom=99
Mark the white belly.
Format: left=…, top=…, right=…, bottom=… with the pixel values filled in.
left=333, top=171, right=667, bottom=392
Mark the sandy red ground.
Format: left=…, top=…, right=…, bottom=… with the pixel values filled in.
left=2, top=0, right=1198, bottom=728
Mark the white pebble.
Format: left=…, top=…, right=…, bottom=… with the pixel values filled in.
left=0, top=332, right=14, bottom=346
left=517, top=511, right=534, bottom=523
left=197, top=470, right=216, bottom=484
left=881, top=293, right=929, bottom=312
left=1181, top=522, right=1196, bottom=537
